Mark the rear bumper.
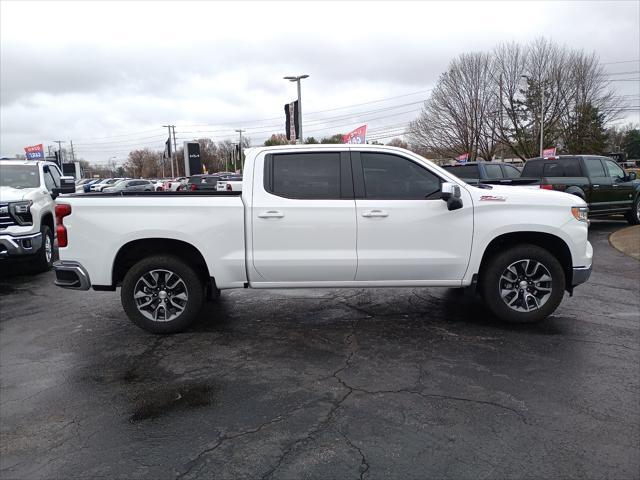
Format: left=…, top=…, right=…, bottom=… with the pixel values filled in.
left=0, top=232, right=43, bottom=259
left=53, top=261, right=91, bottom=290
left=572, top=265, right=592, bottom=287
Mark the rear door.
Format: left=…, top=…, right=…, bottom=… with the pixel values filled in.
left=251, top=151, right=357, bottom=282
left=352, top=151, right=473, bottom=282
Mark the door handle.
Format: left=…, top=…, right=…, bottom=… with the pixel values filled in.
left=258, top=210, right=284, bottom=218
left=612, top=184, right=619, bottom=187
left=592, top=184, right=600, bottom=188
left=362, top=209, right=388, bottom=218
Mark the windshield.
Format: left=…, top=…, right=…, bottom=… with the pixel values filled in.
left=0, top=165, right=40, bottom=188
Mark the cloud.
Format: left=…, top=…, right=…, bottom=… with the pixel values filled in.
left=1, top=1, right=638, bottom=161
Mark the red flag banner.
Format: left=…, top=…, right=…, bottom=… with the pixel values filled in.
left=457, top=152, right=469, bottom=163
left=24, top=144, right=44, bottom=160
left=342, top=125, right=367, bottom=144
left=542, top=147, right=557, bottom=157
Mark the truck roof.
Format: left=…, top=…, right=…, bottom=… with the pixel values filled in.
left=0, top=158, right=58, bottom=167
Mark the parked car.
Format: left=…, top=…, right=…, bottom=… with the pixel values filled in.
left=91, top=178, right=124, bottom=192
left=442, top=162, right=534, bottom=185
left=53, top=145, right=592, bottom=334
left=163, top=177, right=187, bottom=191
left=103, top=179, right=155, bottom=193
left=520, top=155, right=639, bottom=224
left=188, top=174, right=238, bottom=191
left=0, top=158, right=72, bottom=271
left=216, top=176, right=243, bottom=192
left=82, top=179, right=101, bottom=193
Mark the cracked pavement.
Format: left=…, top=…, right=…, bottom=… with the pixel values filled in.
left=1, top=221, right=638, bottom=479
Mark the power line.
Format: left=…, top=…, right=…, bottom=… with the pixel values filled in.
left=175, top=89, right=432, bottom=128
left=600, top=59, right=640, bottom=65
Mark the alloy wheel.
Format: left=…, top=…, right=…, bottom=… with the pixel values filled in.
left=133, top=269, right=189, bottom=322
left=498, top=259, right=553, bottom=312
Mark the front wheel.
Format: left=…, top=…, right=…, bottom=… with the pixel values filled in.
left=479, top=244, right=566, bottom=323
left=626, top=197, right=640, bottom=225
left=121, top=255, right=204, bottom=334
left=33, top=225, right=54, bottom=272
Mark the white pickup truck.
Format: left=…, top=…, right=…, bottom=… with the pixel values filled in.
left=53, top=145, right=592, bottom=333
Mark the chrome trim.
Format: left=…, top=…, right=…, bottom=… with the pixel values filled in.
left=572, top=265, right=592, bottom=287
left=0, top=232, right=43, bottom=258
left=53, top=261, right=91, bottom=290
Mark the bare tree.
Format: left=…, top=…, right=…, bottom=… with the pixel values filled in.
left=492, top=38, right=621, bottom=159
left=408, top=51, right=499, bottom=161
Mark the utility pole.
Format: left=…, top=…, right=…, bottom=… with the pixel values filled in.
left=70, top=140, right=76, bottom=162
left=283, top=74, right=309, bottom=144
left=54, top=140, right=65, bottom=168
left=235, top=129, right=245, bottom=172
left=162, top=125, right=175, bottom=177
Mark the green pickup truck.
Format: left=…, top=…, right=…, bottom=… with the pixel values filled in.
left=521, top=155, right=640, bottom=225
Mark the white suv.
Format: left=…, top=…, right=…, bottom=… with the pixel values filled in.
left=0, top=159, right=64, bottom=271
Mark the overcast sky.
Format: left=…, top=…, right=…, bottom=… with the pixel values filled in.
left=1, top=0, right=639, bottom=164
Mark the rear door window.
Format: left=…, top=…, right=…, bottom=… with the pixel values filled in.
left=522, top=160, right=543, bottom=177
left=445, top=165, right=479, bottom=178
left=266, top=152, right=342, bottom=199
left=583, top=158, right=606, bottom=177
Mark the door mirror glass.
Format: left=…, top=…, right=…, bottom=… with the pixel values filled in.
left=628, top=171, right=637, bottom=181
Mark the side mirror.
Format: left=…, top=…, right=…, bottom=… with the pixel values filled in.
left=441, top=182, right=463, bottom=211
left=52, top=176, right=76, bottom=198
left=628, top=171, right=637, bottom=181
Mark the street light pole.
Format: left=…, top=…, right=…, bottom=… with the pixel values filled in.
left=283, top=74, right=309, bottom=144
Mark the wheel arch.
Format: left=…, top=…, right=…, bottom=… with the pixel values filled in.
left=112, top=238, right=213, bottom=292
left=41, top=211, right=54, bottom=233
left=477, top=231, right=573, bottom=291
left=564, top=186, right=586, bottom=199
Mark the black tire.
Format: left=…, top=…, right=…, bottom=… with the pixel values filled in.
left=121, top=255, right=204, bottom=334
left=33, top=225, right=54, bottom=272
left=626, top=197, right=640, bottom=225
left=479, top=244, right=566, bottom=324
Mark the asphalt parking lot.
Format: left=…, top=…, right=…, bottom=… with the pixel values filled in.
left=1, top=221, right=638, bottom=479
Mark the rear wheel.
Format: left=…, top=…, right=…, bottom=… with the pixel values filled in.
left=480, top=244, right=565, bottom=323
left=121, top=255, right=204, bottom=334
left=626, top=197, right=640, bottom=225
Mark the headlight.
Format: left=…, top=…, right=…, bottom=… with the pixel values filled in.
left=571, top=206, right=588, bottom=222
left=9, top=200, right=33, bottom=225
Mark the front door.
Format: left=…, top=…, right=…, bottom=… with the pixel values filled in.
left=251, top=151, right=357, bottom=283
left=603, top=159, right=635, bottom=211
left=352, top=151, right=473, bottom=282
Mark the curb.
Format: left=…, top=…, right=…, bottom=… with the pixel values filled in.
left=608, top=225, right=640, bottom=261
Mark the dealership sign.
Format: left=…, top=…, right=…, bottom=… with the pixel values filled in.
left=343, top=125, right=367, bottom=144
left=24, top=144, right=44, bottom=160
left=284, top=101, right=299, bottom=141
